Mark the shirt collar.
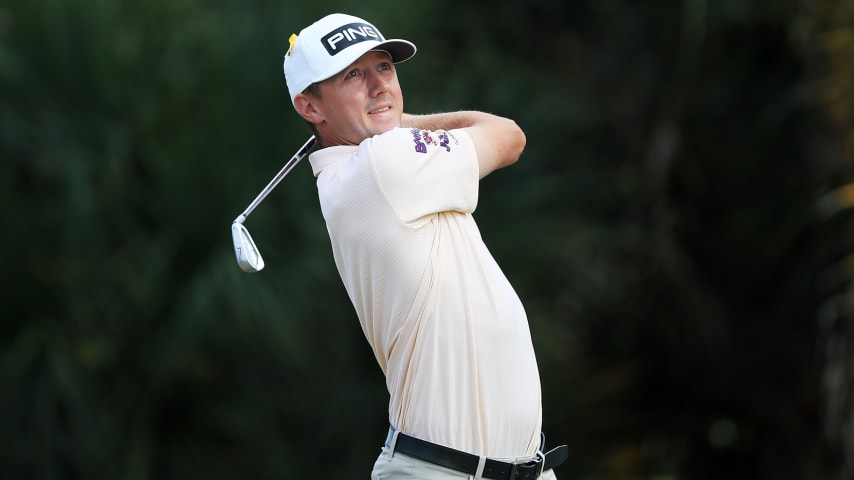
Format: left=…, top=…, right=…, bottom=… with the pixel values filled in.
left=309, top=145, right=359, bottom=177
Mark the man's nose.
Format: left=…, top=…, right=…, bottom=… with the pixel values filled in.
left=368, top=72, right=388, bottom=96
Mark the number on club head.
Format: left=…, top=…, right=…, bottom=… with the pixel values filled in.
left=231, top=222, right=265, bottom=272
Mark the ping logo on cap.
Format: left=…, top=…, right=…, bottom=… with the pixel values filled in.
left=321, top=22, right=384, bottom=56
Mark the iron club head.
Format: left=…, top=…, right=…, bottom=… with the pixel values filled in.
left=232, top=220, right=265, bottom=272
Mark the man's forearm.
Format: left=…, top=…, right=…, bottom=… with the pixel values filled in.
left=401, top=111, right=498, bottom=131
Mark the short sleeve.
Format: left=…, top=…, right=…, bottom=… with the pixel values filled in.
left=366, top=127, right=479, bottom=225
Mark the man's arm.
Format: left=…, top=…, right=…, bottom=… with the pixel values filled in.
left=401, top=111, right=526, bottom=179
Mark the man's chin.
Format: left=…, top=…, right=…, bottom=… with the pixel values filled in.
left=370, top=123, right=400, bottom=137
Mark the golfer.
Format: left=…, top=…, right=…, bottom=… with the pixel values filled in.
left=284, top=13, right=566, bottom=480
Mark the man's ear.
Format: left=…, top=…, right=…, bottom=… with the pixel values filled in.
left=294, top=93, right=324, bottom=124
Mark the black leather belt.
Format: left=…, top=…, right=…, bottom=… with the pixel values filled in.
left=384, top=428, right=568, bottom=480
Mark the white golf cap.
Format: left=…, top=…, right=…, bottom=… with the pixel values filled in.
left=283, top=13, right=416, bottom=104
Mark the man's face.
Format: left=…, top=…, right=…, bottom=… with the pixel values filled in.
left=311, top=50, right=403, bottom=146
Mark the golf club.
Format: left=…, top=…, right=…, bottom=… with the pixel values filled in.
left=232, top=135, right=317, bottom=272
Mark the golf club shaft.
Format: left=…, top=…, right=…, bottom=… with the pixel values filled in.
left=234, top=135, right=317, bottom=224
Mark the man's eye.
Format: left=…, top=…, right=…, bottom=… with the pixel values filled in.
left=378, top=63, right=391, bottom=71
left=346, top=69, right=360, bottom=78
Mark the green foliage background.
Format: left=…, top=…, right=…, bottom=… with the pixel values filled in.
left=2, top=0, right=853, bottom=479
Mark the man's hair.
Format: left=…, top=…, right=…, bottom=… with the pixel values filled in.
left=304, top=82, right=322, bottom=98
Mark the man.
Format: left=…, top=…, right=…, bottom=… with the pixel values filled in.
left=283, top=13, right=566, bottom=480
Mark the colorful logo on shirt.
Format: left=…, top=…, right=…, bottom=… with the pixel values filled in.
left=411, top=128, right=427, bottom=153
left=411, top=128, right=452, bottom=154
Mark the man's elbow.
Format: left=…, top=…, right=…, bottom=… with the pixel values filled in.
left=506, top=120, right=527, bottom=165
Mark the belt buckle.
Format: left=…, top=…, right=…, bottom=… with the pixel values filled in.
left=535, top=451, right=545, bottom=478
left=509, top=452, right=545, bottom=480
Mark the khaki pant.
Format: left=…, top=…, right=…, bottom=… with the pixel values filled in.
left=370, top=444, right=559, bottom=480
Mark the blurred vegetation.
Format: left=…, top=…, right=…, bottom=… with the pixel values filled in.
left=1, top=0, right=853, bottom=479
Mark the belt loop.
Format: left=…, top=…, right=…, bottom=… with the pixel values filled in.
left=473, top=455, right=486, bottom=479
left=387, top=426, right=400, bottom=458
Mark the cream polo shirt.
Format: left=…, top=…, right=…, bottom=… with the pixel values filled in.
left=309, top=127, right=542, bottom=458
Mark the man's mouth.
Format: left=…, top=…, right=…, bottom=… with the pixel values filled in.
left=369, top=106, right=391, bottom=115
